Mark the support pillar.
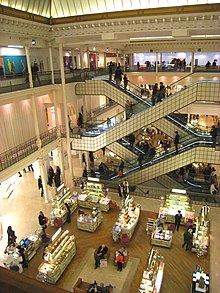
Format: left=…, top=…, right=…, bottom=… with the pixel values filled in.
left=52, top=90, right=61, bottom=137
left=104, top=53, right=107, bottom=69
left=80, top=48, right=84, bottom=69
left=116, top=52, right=119, bottom=67
left=95, top=53, right=98, bottom=70
left=156, top=52, right=159, bottom=73
left=71, top=49, right=76, bottom=69
left=191, top=52, right=194, bottom=73
left=160, top=52, right=163, bottom=71
left=87, top=47, right=90, bottom=70
left=25, top=46, right=33, bottom=88
left=57, top=146, right=65, bottom=183
left=123, top=53, right=126, bottom=71
left=59, top=42, right=74, bottom=186
left=38, top=158, right=49, bottom=203
left=76, top=52, right=80, bottom=69
left=31, top=94, right=41, bottom=148
left=48, top=45, right=55, bottom=84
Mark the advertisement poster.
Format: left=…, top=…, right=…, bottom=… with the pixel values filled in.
left=3, top=56, right=27, bottom=75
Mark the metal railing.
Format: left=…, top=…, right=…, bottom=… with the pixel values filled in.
left=0, top=137, right=38, bottom=172
left=40, top=127, right=57, bottom=147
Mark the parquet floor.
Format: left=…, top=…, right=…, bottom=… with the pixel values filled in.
left=23, top=206, right=209, bottom=293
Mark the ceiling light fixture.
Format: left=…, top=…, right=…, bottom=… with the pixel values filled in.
left=8, top=45, right=24, bottom=48
left=130, top=36, right=173, bottom=41
left=191, top=35, right=220, bottom=38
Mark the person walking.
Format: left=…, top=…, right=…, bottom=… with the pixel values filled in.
left=174, top=131, right=180, bottom=153
left=152, top=83, right=158, bottom=105
left=114, top=66, right=123, bottom=87
left=159, top=81, right=166, bottom=101
left=174, top=210, right=182, bottom=231
left=182, top=229, right=193, bottom=251
left=119, top=160, right=124, bottom=173
left=38, top=175, right=44, bottom=197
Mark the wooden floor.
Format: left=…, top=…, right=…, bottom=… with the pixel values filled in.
left=23, top=207, right=209, bottom=293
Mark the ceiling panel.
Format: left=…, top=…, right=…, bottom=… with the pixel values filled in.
left=0, top=0, right=218, bottom=18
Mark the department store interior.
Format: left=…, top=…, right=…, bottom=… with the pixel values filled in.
left=0, top=1, right=220, bottom=293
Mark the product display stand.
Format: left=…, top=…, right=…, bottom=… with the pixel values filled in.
left=50, top=183, right=78, bottom=226
left=37, top=230, right=76, bottom=284
left=159, top=189, right=195, bottom=225
left=151, top=229, right=173, bottom=248
left=191, top=265, right=210, bottom=293
left=139, top=248, right=165, bottom=293
left=78, top=181, right=111, bottom=212
left=77, top=209, right=103, bottom=232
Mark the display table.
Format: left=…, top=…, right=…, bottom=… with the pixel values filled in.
left=159, top=190, right=195, bottom=224
left=151, top=229, right=173, bottom=248
left=192, top=271, right=210, bottom=293
left=50, top=184, right=78, bottom=226
left=139, top=248, right=165, bottom=293
left=78, top=181, right=111, bottom=213
left=112, top=196, right=140, bottom=242
left=37, top=230, right=76, bottom=284
left=77, top=209, right=103, bottom=232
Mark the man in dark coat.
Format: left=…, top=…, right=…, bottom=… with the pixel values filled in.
left=174, top=210, right=182, bottom=231
left=38, top=175, right=44, bottom=197
left=94, top=244, right=108, bottom=269
left=182, top=229, right=193, bottom=251
left=174, top=131, right=180, bottom=153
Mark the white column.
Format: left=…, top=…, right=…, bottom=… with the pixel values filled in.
left=57, top=146, right=65, bottom=182
left=52, top=90, right=61, bottom=137
left=80, top=48, right=84, bottom=69
left=38, top=158, right=49, bottom=203
left=31, top=94, right=41, bottom=148
left=59, top=42, right=74, bottom=186
left=160, top=52, right=163, bottom=70
left=104, top=53, right=107, bottom=69
left=156, top=52, right=158, bottom=73
left=71, top=49, right=76, bottom=69
left=48, top=45, right=55, bottom=84
left=95, top=53, right=98, bottom=69
left=87, top=47, right=90, bottom=69
left=191, top=52, right=194, bottom=73
left=25, top=46, right=33, bottom=88
left=123, top=53, right=126, bottom=71
left=116, top=52, right=119, bottom=66
left=76, top=52, right=80, bottom=69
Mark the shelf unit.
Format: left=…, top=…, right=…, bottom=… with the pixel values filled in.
left=37, top=230, right=76, bottom=284
left=139, top=248, right=165, bottom=293
left=146, top=218, right=157, bottom=235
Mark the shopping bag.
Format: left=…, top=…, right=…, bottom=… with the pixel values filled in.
left=118, top=171, right=123, bottom=177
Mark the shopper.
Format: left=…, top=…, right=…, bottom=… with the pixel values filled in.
left=174, top=210, right=182, bottom=231
left=118, top=182, right=123, bottom=198
left=109, top=61, right=113, bottom=81
left=54, top=168, right=61, bottom=188
left=159, top=82, right=166, bottom=101
left=116, top=253, right=124, bottom=271
left=210, top=125, right=217, bottom=145
left=123, top=180, right=129, bottom=197
left=114, top=66, right=123, bottom=87
left=89, top=151, right=95, bottom=168
left=77, top=112, right=83, bottom=128
left=65, top=202, right=71, bottom=223
left=182, top=229, right=193, bottom=251
left=38, top=175, right=44, bottom=197
left=138, top=153, right=144, bottom=168
left=7, top=226, right=17, bottom=245
left=174, top=131, right=180, bottom=153
left=94, top=244, right=108, bottom=269
left=119, top=160, right=124, bottom=174
left=38, top=211, right=47, bottom=234
left=123, top=74, right=128, bottom=91
left=48, top=166, right=55, bottom=186
left=128, top=133, right=135, bottom=149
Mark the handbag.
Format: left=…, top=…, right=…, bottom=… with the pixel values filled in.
left=45, top=217, right=49, bottom=223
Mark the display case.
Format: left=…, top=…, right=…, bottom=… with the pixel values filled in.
left=151, top=229, right=173, bottom=248
left=192, top=206, right=210, bottom=256
left=112, top=196, right=140, bottom=241
left=139, top=248, right=165, bottom=293
left=37, top=230, right=76, bottom=284
left=77, top=208, right=103, bottom=232
left=159, top=190, right=195, bottom=224
left=78, top=181, right=111, bottom=212
left=50, top=184, right=78, bottom=226
left=192, top=267, right=210, bottom=293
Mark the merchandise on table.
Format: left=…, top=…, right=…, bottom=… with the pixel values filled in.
left=192, top=265, right=210, bottom=293
left=77, top=208, right=103, bottom=232
left=159, top=189, right=195, bottom=224
left=112, top=195, right=140, bottom=241
left=50, top=183, right=78, bottom=226
left=78, top=181, right=111, bottom=212
left=139, top=248, right=165, bottom=293
left=192, top=206, right=210, bottom=256
left=151, top=228, right=173, bottom=248
left=37, top=230, right=76, bottom=284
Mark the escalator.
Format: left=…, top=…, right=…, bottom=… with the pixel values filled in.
left=72, top=80, right=220, bottom=151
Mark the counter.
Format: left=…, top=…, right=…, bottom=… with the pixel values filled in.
left=192, top=271, right=210, bottom=293
left=139, top=248, right=165, bottom=293
left=37, top=230, right=76, bottom=284
left=77, top=209, right=103, bottom=232
left=78, top=193, right=111, bottom=212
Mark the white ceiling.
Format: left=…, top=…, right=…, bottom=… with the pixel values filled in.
left=0, top=0, right=219, bottom=18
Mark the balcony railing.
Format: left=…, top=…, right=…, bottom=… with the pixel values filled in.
left=40, top=127, right=57, bottom=147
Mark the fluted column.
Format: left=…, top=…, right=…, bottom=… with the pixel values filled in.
left=38, top=157, right=49, bottom=203
left=31, top=94, right=41, bottom=148
left=48, top=45, right=55, bottom=84
left=25, top=46, right=33, bottom=88
left=191, top=52, right=194, bottom=73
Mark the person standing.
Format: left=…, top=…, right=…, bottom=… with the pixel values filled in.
left=174, top=131, right=180, bottom=153
left=116, top=253, right=124, bottom=272
left=65, top=202, right=71, bottom=223
left=138, top=153, right=144, bottom=168
left=211, top=125, right=217, bottom=145
left=182, top=229, right=193, bottom=251
left=118, top=182, right=123, bottom=198
left=137, top=61, right=140, bottom=71
left=123, top=74, right=128, bottom=91
left=7, top=226, right=17, bottom=245
left=77, top=112, right=83, bottom=128
left=128, top=133, right=135, bottom=149
left=38, top=175, right=44, bottom=197
left=114, top=66, right=123, bottom=87
left=159, top=81, right=166, bottom=101
left=89, top=151, right=95, bottom=168
left=38, top=211, right=47, bottom=234
left=152, top=83, right=158, bottom=105
left=123, top=180, right=129, bottom=198
left=54, top=167, right=61, bottom=188
left=174, top=210, right=182, bottom=231
left=109, top=61, right=113, bottom=81
left=119, top=160, right=124, bottom=174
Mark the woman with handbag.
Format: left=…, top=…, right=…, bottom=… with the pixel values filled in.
left=38, top=211, right=47, bottom=234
